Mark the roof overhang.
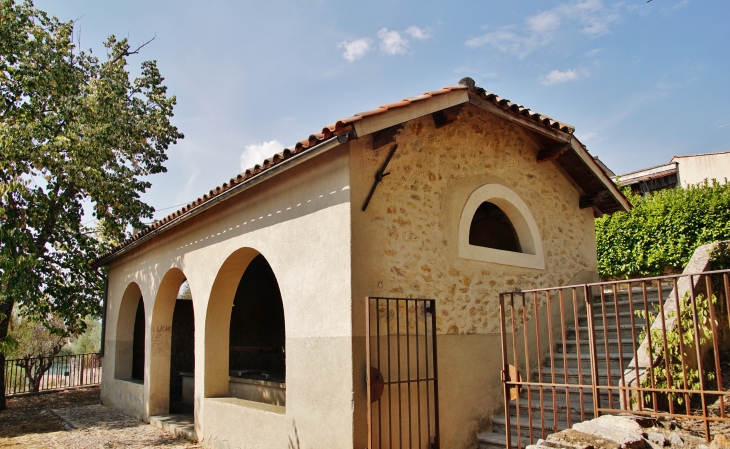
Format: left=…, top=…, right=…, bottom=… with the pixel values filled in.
left=95, top=79, right=629, bottom=267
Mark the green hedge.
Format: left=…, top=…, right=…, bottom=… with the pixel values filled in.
left=596, top=181, right=730, bottom=278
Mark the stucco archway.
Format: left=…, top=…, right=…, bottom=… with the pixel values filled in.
left=149, top=267, right=195, bottom=416
left=115, top=282, right=145, bottom=380
left=203, top=247, right=286, bottom=403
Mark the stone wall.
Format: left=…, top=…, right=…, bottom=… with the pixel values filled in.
left=349, top=103, right=599, bottom=449
left=351, top=103, right=598, bottom=335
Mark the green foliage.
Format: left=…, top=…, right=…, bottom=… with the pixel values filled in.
left=0, top=0, right=183, bottom=338
left=6, top=311, right=66, bottom=360
left=709, top=241, right=730, bottom=270
left=636, top=292, right=716, bottom=406
left=0, top=312, right=17, bottom=355
left=596, top=182, right=730, bottom=278
left=64, top=316, right=101, bottom=354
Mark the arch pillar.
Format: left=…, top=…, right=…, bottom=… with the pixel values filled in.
left=115, top=282, right=144, bottom=379
left=148, top=267, right=187, bottom=416
left=201, top=247, right=260, bottom=398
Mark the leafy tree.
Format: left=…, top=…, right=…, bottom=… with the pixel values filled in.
left=0, top=0, right=183, bottom=409
left=6, top=310, right=67, bottom=393
left=596, top=181, right=730, bottom=278
left=65, top=316, right=101, bottom=354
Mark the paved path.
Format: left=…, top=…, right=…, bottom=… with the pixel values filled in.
left=0, top=404, right=199, bottom=448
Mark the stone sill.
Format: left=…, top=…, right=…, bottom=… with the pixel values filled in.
left=228, top=376, right=285, bottom=390
left=205, top=397, right=286, bottom=415
left=117, top=377, right=144, bottom=385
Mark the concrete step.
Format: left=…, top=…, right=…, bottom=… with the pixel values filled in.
left=532, top=367, right=630, bottom=385
left=577, top=312, right=649, bottom=327
left=543, top=349, right=634, bottom=370
left=568, top=323, right=646, bottom=341
left=558, top=339, right=639, bottom=355
left=149, top=414, right=195, bottom=441
left=509, top=397, right=596, bottom=422
left=478, top=430, right=533, bottom=449
left=492, top=415, right=570, bottom=438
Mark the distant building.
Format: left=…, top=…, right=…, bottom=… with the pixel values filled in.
left=615, top=150, right=730, bottom=195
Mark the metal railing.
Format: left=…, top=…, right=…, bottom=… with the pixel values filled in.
left=499, top=269, right=730, bottom=447
left=366, top=297, right=440, bottom=449
left=4, top=352, right=102, bottom=396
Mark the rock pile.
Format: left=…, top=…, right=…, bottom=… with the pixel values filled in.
left=526, top=414, right=729, bottom=449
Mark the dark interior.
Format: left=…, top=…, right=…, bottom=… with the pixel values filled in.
left=131, top=297, right=145, bottom=381
left=469, top=201, right=522, bottom=253
left=169, top=298, right=194, bottom=411
left=229, top=254, right=286, bottom=383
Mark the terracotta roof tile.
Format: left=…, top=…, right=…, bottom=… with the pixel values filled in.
left=94, top=78, right=581, bottom=266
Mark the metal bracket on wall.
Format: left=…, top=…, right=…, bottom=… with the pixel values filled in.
left=362, top=144, right=398, bottom=211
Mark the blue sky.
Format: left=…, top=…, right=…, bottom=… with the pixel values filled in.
left=36, top=0, right=730, bottom=220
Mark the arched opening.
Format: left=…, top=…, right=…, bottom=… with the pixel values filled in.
left=131, top=299, right=146, bottom=381
left=204, top=248, right=286, bottom=407
left=169, top=280, right=195, bottom=414
left=469, top=201, right=522, bottom=253
left=458, top=184, right=545, bottom=269
left=228, top=254, right=286, bottom=404
left=115, top=282, right=146, bottom=382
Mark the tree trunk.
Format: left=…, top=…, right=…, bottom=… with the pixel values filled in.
left=0, top=299, right=14, bottom=411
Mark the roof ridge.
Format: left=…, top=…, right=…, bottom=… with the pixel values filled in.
left=94, top=78, right=581, bottom=266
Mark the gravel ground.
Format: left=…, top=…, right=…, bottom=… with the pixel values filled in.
left=0, top=387, right=199, bottom=448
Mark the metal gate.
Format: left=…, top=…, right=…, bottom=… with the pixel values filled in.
left=499, top=269, right=730, bottom=448
left=365, top=297, right=440, bottom=449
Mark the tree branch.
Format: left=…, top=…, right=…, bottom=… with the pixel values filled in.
left=110, top=34, right=156, bottom=65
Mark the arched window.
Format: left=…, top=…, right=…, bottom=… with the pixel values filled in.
left=469, top=202, right=522, bottom=253
left=458, top=184, right=545, bottom=269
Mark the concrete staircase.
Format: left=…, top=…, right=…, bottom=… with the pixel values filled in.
left=478, top=285, right=672, bottom=449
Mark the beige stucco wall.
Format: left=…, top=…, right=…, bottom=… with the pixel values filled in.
left=102, top=145, right=356, bottom=448
left=349, top=104, right=599, bottom=449
left=674, top=152, right=730, bottom=188
left=101, top=100, right=602, bottom=449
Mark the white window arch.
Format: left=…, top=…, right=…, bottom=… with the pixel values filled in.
left=458, top=184, right=545, bottom=269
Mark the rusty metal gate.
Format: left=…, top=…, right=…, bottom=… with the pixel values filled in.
left=498, top=269, right=730, bottom=448
left=366, top=297, right=440, bottom=449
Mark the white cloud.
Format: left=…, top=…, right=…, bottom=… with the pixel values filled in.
left=337, top=38, right=373, bottom=62
left=240, top=140, right=284, bottom=172
left=541, top=69, right=580, bottom=85
left=585, top=48, right=601, bottom=57
left=527, top=10, right=562, bottom=33
left=377, top=28, right=410, bottom=55
left=576, top=132, right=598, bottom=142
left=466, top=0, right=619, bottom=57
left=405, top=26, right=431, bottom=40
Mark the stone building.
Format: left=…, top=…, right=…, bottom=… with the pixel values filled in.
left=615, top=150, right=730, bottom=195
left=96, top=78, right=629, bottom=449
